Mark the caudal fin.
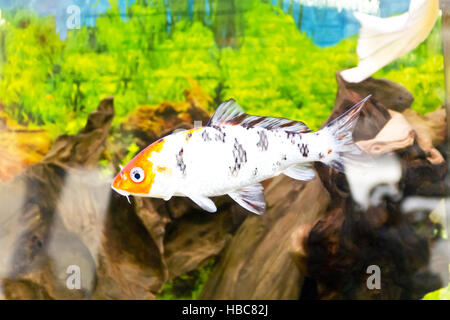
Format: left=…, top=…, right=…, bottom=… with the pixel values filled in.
left=321, top=95, right=371, bottom=172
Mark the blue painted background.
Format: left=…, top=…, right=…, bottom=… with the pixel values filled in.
left=0, top=0, right=410, bottom=47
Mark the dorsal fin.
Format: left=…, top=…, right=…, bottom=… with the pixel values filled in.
left=207, top=99, right=245, bottom=126
left=207, top=99, right=310, bottom=132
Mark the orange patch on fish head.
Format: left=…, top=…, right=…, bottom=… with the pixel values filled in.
left=112, top=138, right=165, bottom=196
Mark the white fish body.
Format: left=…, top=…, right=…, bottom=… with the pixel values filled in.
left=112, top=97, right=370, bottom=214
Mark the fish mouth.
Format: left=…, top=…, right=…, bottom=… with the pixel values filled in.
left=111, top=185, right=129, bottom=196
left=111, top=185, right=132, bottom=204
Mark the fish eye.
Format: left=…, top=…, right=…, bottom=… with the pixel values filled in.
left=130, top=167, right=145, bottom=183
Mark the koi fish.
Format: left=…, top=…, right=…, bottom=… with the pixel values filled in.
left=111, top=96, right=370, bottom=214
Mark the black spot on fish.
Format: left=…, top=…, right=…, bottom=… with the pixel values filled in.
left=253, top=168, right=258, bottom=176
left=213, top=125, right=226, bottom=143
left=201, top=130, right=211, bottom=142
left=176, top=148, right=186, bottom=176
left=281, top=154, right=287, bottom=161
left=230, top=138, right=247, bottom=176
left=298, top=143, right=309, bottom=157
left=256, top=130, right=268, bottom=151
left=286, top=131, right=297, bottom=144
left=286, top=131, right=295, bottom=139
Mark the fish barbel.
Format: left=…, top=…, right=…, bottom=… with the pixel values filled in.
left=112, top=96, right=371, bottom=214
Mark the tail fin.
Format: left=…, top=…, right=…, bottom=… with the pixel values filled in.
left=321, top=95, right=371, bottom=172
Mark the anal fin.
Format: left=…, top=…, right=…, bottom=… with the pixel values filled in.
left=283, top=164, right=315, bottom=181
left=228, top=183, right=266, bottom=215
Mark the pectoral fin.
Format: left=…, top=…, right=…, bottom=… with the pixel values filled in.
left=187, top=194, right=217, bottom=213
left=283, top=164, right=315, bottom=181
left=228, top=183, right=266, bottom=215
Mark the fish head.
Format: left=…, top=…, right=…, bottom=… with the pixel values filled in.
left=112, top=138, right=171, bottom=199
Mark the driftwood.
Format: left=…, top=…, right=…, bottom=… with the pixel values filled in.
left=402, top=108, right=446, bottom=165
left=356, top=110, right=415, bottom=155
left=0, top=98, right=115, bottom=299
left=199, top=177, right=330, bottom=299
left=334, top=74, right=414, bottom=113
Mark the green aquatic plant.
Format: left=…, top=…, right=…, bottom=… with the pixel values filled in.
left=0, top=0, right=444, bottom=136
left=145, top=20, right=220, bottom=106
left=120, top=142, right=140, bottom=167
left=422, top=282, right=450, bottom=300
left=157, top=258, right=215, bottom=300
left=0, top=11, right=64, bottom=125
